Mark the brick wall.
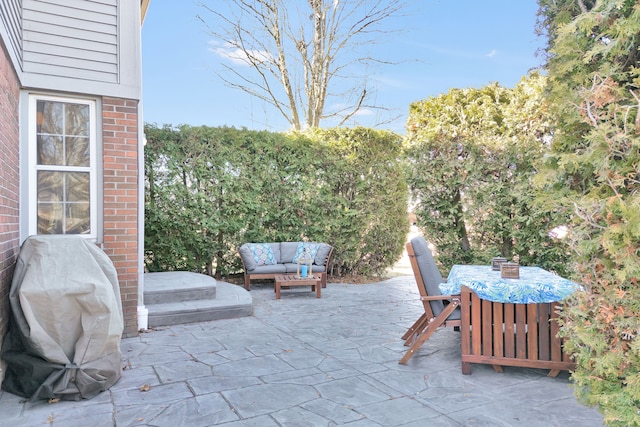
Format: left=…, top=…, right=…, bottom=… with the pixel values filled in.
left=102, top=97, right=140, bottom=337
left=0, top=40, right=20, bottom=383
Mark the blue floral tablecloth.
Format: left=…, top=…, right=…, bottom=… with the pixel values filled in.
left=441, top=265, right=582, bottom=304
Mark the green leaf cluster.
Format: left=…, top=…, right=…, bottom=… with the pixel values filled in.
left=144, top=125, right=408, bottom=278
left=403, top=72, right=570, bottom=275
left=537, top=0, right=640, bottom=425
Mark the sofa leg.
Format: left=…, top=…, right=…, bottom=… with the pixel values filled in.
left=244, top=274, right=250, bottom=291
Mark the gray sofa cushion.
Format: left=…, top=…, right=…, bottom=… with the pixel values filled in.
left=267, top=242, right=281, bottom=263
left=283, top=263, right=327, bottom=274
left=280, top=242, right=299, bottom=264
left=239, top=244, right=256, bottom=271
left=284, top=263, right=299, bottom=274
left=311, top=265, right=327, bottom=273
left=314, top=243, right=331, bottom=266
left=410, top=236, right=450, bottom=318
left=251, top=264, right=287, bottom=274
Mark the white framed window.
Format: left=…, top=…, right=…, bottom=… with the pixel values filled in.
left=28, top=95, right=98, bottom=238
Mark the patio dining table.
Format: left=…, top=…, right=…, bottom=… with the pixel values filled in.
left=441, top=265, right=581, bottom=304
left=443, top=265, right=581, bottom=376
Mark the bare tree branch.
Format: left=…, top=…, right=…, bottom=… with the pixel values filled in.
left=629, top=89, right=640, bottom=134
left=577, top=0, right=589, bottom=14
left=338, top=88, right=366, bottom=126
left=198, top=0, right=405, bottom=130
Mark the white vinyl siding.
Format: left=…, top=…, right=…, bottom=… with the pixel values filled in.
left=0, top=0, right=22, bottom=66
left=22, top=0, right=118, bottom=83
left=2, top=0, right=142, bottom=100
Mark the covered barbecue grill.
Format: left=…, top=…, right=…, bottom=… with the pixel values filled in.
left=1, top=235, right=123, bottom=401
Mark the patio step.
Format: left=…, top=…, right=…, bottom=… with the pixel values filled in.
left=144, top=271, right=252, bottom=328
left=144, top=271, right=218, bottom=304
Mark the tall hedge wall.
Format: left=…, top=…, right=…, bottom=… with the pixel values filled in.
left=144, top=125, right=408, bottom=278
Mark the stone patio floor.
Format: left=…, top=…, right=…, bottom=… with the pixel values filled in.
left=0, top=275, right=605, bottom=426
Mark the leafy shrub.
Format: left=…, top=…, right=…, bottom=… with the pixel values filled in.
left=144, top=125, right=408, bottom=278
left=306, top=127, right=408, bottom=276
left=403, top=73, right=570, bottom=276
left=537, top=1, right=640, bottom=425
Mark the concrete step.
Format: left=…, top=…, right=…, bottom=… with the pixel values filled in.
left=144, top=271, right=217, bottom=304
left=144, top=272, right=252, bottom=328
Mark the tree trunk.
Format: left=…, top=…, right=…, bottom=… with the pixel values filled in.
left=308, top=0, right=326, bottom=128
left=501, top=236, right=512, bottom=258
left=270, top=2, right=301, bottom=130
left=453, top=187, right=471, bottom=253
left=214, top=229, right=224, bottom=280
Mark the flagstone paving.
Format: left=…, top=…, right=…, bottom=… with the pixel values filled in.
left=0, top=275, right=605, bottom=426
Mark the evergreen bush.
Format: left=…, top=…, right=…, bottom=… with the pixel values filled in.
left=144, top=125, right=408, bottom=278
left=537, top=1, right=640, bottom=424
left=403, top=73, right=570, bottom=275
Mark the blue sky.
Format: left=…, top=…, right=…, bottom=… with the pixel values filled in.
left=141, top=1, right=545, bottom=134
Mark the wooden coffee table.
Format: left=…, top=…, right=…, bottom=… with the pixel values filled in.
left=274, top=274, right=322, bottom=299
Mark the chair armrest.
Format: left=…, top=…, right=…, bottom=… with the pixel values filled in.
left=325, top=246, right=334, bottom=273
left=420, top=294, right=460, bottom=301
left=238, top=248, right=250, bottom=272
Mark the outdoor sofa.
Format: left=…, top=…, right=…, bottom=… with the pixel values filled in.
left=239, top=242, right=333, bottom=290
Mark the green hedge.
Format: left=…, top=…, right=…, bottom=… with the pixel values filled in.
left=537, top=1, right=640, bottom=424
left=403, top=73, right=571, bottom=276
left=144, top=125, right=408, bottom=278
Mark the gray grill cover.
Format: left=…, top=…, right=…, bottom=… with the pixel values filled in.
left=1, top=235, right=123, bottom=401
